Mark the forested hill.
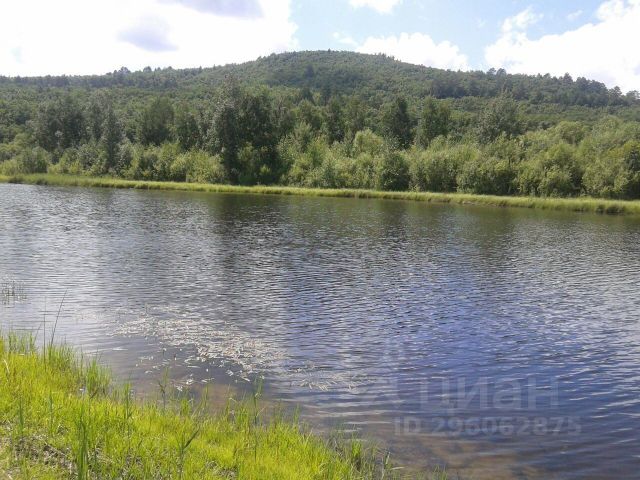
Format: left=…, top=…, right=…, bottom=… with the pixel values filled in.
left=1, top=50, right=638, bottom=110
left=3, top=50, right=640, bottom=201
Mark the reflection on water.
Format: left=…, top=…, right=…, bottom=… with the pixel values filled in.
left=2, top=183, right=640, bottom=479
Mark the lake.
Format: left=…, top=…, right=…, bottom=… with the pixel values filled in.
left=1, top=183, right=640, bottom=479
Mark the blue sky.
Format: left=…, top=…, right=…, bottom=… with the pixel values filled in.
left=294, top=0, right=602, bottom=69
left=1, top=0, right=638, bottom=91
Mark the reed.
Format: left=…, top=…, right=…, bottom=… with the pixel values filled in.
left=4, top=173, right=640, bottom=216
left=0, top=331, right=423, bottom=479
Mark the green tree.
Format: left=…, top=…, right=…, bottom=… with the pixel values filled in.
left=343, top=97, right=367, bottom=142
left=175, top=104, right=200, bottom=151
left=139, top=97, right=174, bottom=145
left=208, top=80, right=242, bottom=181
left=477, top=95, right=522, bottom=143
left=86, top=92, right=107, bottom=141
left=324, top=97, right=345, bottom=144
left=382, top=96, right=413, bottom=149
left=34, top=95, right=85, bottom=153
left=101, top=105, right=122, bottom=172
left=416, top=97, right=450, bottom=147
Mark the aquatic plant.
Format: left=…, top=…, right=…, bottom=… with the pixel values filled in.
left=1, top=280, right=27, bottom=305
left=0, top=331, right=415, bottom=479
left=4, top=173, right=640, bottom=216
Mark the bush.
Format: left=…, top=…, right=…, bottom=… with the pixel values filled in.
left=170, top=150, right=226, bottom=184
left=286, top=138, right=330, bottom=187
left=349, top=153, right=377, bottom=189
left=124, top=145, right=157, bottom=180
left=17, top=147, right=50, bottom=173
left=408, top=141, right=479, bottom=192
left=0, top=159, right=20, bottom=175
left=48, top=148, right=83, bottom=175
left=582, top=140, right=640, bottom=198
left=457, top=156, right=514, bottom=195
left=375, top=150, right=409, bottom=191
left=352, top=129, right=384, bottom=157
left=154, top=142, right=181, bottom=181
left=515, top=142, right=581, bottom=196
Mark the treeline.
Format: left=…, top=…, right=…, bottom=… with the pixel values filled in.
left=1, top=52, right=638, bottom=110
left=1, top=79, right=640, bottom=199
left=1, top=51, right=640, bottom=199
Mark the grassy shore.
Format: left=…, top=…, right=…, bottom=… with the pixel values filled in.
left=4, top=173, right=640, bottom=216
left=0, top=333, right=398, bottom=479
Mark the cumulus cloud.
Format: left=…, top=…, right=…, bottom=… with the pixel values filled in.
left=160, top=0, right=263, bottom=18
left=357, top=32, right=469, bottom=71
left=119, top=16, right=176, bottom=52
left=485, top=0, right=640, bottom=91
left=349, top=0, right=402, bottom=14
left=0, top=0, right=296, bottom=76
left=501, top=6, right=543, bottom=33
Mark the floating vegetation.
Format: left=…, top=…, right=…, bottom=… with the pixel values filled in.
left=111, top=305, right=373, bottom=392
left=1, top=279, right=27, bottom=305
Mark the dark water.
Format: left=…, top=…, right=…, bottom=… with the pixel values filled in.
left=2, top=183, right=640, bottom=479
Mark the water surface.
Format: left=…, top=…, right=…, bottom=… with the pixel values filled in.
left=2, top=183, right=640, bottom=479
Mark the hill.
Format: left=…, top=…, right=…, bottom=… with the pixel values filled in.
left=2, top=50, right=638, bottom=107
left=2, top=50, right=640, bottom=200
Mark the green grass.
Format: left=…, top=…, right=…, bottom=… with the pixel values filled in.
left=0, top=332, right=405, bottom=479
left=3, top=173, right=640, bottom=216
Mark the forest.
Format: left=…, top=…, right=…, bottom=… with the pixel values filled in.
left=2, top=50, right=640, bottom=199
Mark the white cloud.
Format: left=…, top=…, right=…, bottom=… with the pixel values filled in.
left=349, top=0, right=402, bottom=14
left=567, top=9, right=583, bottom=21
left=501, top=6, right=543, bottom=33
left=333, top=32, right=358, bottom=48
left=485, top=0, right=640, bottom=91
left=357, top=32, right=469, bottom=70
left=0, top=0, right=297, bottom=76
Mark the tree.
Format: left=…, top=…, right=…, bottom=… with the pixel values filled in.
left=101, top=104, right=122, bottom=172
left=416, top=97, right=450, bottom=147
left=477, top=95, right=522, bottom=143
left=34, top=94, right=85, bottom=153
left=208, top=80, right=242, bottom=181
left=382, top=96, right=413, bottom=149
left=138, top=97, right=174, bottom=145
left=237, top=88, right=279, bottom=183
left=344, top=97, right=367, bottom=142
left=324, top=97, right=344, bottom=143
left=86, top=92, right=107, bottom=141
left=175, top=104, right=200, bottom=151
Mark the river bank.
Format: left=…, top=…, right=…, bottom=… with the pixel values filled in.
left=0, top=333, right=394, bottom=479
left=3, top=173, right=640, bottom=216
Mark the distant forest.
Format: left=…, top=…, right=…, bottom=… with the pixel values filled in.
left=2, top=50, right=640, bottom=199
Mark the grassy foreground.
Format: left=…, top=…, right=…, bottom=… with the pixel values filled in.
left=3, top=173, right=640, bottom=216
left=0, top=333, right=394, bottom=479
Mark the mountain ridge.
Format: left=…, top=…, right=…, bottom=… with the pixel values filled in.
left=1, top=50, right=637, bottom=110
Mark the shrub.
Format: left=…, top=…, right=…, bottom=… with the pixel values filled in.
left=16, top=147, right=50, bottom=174
left=409, top=141, right=479, bottom=192
left=48, top=148, right=83, bottom=175
left=171, top=150, right=226, bottom=184
left=457, top=156, right=515, bottom=195
left=375, top=150, right=409, bottom=191
left=352, top=129, right=384, bottom=157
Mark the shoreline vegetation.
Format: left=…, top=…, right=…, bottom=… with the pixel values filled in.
left=4, top=173, right=640, bottom=216
left=0, top=332, right=410, bottom=479
left=2, top=53, right=640, bottom=214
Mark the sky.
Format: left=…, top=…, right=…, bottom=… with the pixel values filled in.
left=1, top=0, right=639, bottom=92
